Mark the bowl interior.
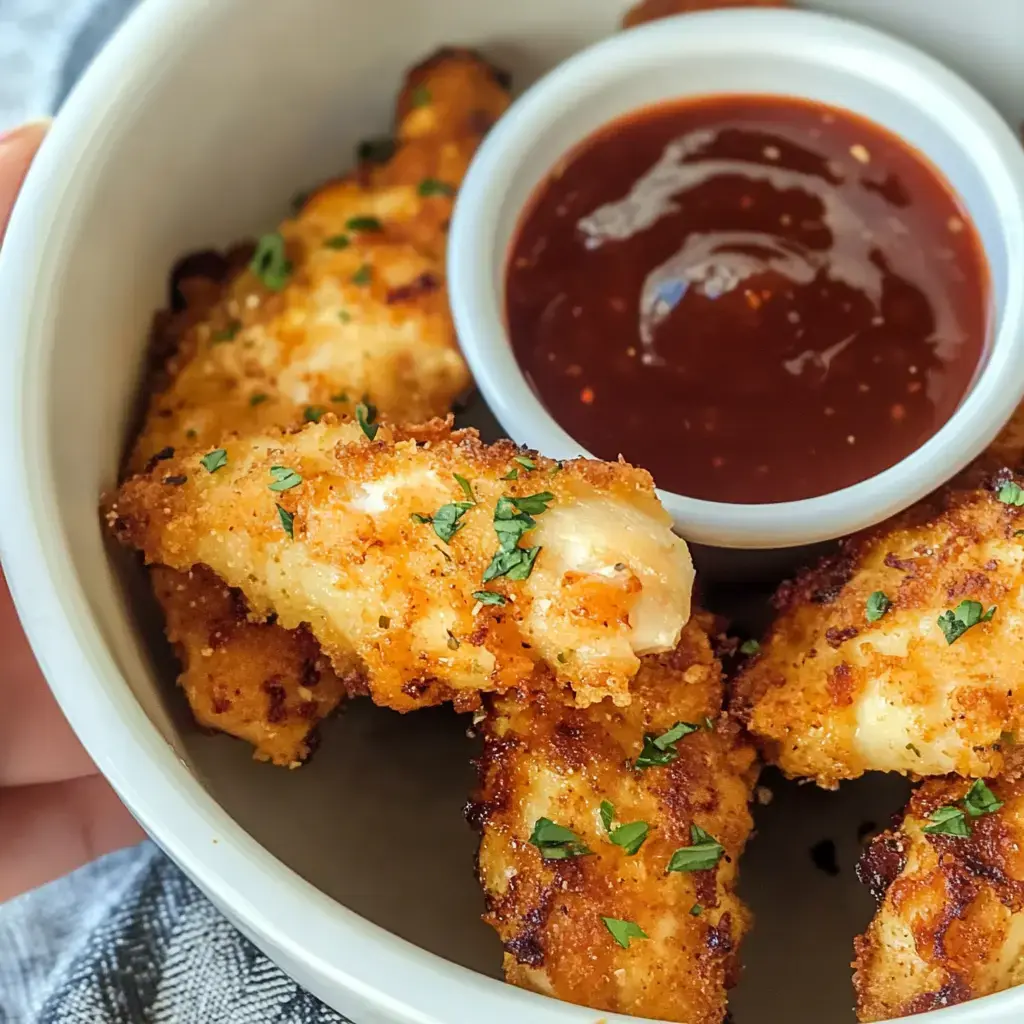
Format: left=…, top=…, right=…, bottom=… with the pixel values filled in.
left=6, top=0, right=1024, bottom=1022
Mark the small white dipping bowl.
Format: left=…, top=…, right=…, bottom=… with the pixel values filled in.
left=449, top=6, right=1024, bottom=549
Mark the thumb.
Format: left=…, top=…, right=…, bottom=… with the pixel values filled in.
left=0, top=120, right=50, bottom=243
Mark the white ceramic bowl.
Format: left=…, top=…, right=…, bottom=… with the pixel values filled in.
left=449, top=7, right=1024, bottom=549
left=2, top=1, right=1024, bottom=1023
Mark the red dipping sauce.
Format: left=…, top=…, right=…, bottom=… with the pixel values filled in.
left=506, top=96, right=990, bottom=504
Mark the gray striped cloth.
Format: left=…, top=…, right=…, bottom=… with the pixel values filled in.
left=0, top=2, right=346, bottom=1020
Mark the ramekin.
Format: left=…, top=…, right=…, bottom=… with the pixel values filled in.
left=448, top=7, right=1024, bottom=549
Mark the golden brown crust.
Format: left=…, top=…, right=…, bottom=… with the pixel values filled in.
left=622, top=0, right=788, bottom=30
left=150, top=565, right=353, bottom=766
left=108, top=420, right=692, bottom=712
left=854, top=773, right=1024, bottom=1021
left=470, top=614, right=758, bottom=1023
left=731, top=468, right=1024, bottom=787
left=128, top=49, right=511, bottom=763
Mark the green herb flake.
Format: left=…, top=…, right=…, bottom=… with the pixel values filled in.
left=338, top=310, right=352, bottom=323
left=345, top=216, right=383, bottom=233
left=249, top=393, right=269, bottom=407
left=528, top=817, right=591, bottom=860
left=964, top=778, right=1004, bottom=818
left=906, top=742, right=922, bottom=757
left=356, top=401, right=379, bottom=440
left=609, top=820, right=649, bottom=856
left=304, top=405, right=326, bottom=423
left=502, top=469, right=519, bottom=481
left=666, top=824, right=725, bottom=873
left=185, top=429, right=197, bottom=440
left=509, top=491, right=554, bottom=516
left=250, top=232, right=292, bottom=291
left=453, top=473, right=476, bottom=503
left=324, top=234, right=351, bottom=250
left=482, top=545, right=540, bottom=583
left=418, top=177, right=456, bottom=198
left=268, top=465, right=302, bottom=492
left=601, top=916, right=647, bottom=949
left=473, top=590, right=507, bottom=606
left=689, top=904, right=703, bottom=917
left=703, top=716, right=716, bottom=731
left=411, top=84, right=432, bottom=108
left=739, top=639, right=760, bottom=655
left=599, top=800, right=615, bottom=833
left=212, top=320, right=241, bottom=343
left=351, top=264, right=372, bottom=286
left=635, top=721, right=699, bottom=769
left=356, top=136, right=395, bottom=165
left=937, top=600, right=996, bottom=645
left=922, top=805, right=970, bottom=837
left=998, top=481, right=1024, bottom=506
left=866, top=590, right=892, bottom=623
left=514, top=455, right=537, bottom=471
left=276, top=503, right=295, bottom=539
left=428, top=502, right=474, bottom=544
left=200, top=449, right=228, bottom=474
left=331, top=391, right=349, bottom=403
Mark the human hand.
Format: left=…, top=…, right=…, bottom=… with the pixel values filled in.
left=0, top=122, right=144, bottom=904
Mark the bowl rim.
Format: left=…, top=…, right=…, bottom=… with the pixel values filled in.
left=0, top=1, right=1023, bottom=1022
left=448, top=5, right=1024, bottom=549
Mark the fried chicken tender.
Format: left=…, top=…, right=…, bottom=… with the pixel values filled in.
left=854, top=773, right=1024, bottom=1021
left=150, top=565, right=354, bottom=766
left=731, top=467, right=1024, bottom=788
left=468, top=614, right=757, bottom=1023
left=129, top=49, right=511, bottom=763
left=133, top=48, right=509, bottom=471
left=108, top=421, right=694, bottom=712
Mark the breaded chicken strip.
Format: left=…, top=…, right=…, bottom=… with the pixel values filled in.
left=108, top=420, right=694, bottom=712
left=731, top=468, right=1024, bottom=788
left=150, top=565, right=357, bottom=766
left=854, top=773, right=1024, bottom=1021
left=469, top=614, right=757, bottom=1023
left=131, top=49, right=511, bottom=763
left=133, top=47, right=509, bottom=470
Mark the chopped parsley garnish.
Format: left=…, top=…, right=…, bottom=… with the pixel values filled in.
left=268, top=466, right=302, bottom=492
left=689, top=904, right=703, bottom=917
left=250, top=232, right=292, bottom=291
left=635, top=721, right=699, bottom=769
left=276, top=504, right=295, bottom=539
left=412, top=501, right=473, bottom=544
left=473, top=590, right=506, bottom=606
left=964, top=778, right=1004, bottom=818
left=998, top=480, right=1024, bottom=506
left=866, top=590, right=892, bottom=622
left=528, top=817, right=591, bottom=860
left=601, top=916, right=647, bottom=949
left=411, top=84, right=432, bottom=107
left=212, top=320, right=241, bottom=342
left=666, top=824, right=725, bottom=873
left=304, top=405, right=326, bottom=423
left=739, top=639, right=760, bottom=655
left=453, top=473, right=476, bottom=503
left=331, top=392, right=349, bottom=403
left=418, top=177, right=455, bottom=198
left=200, top=449, right=227, bottom=473
left=937, top=599, right=995, bottom=645
left=324, top=234, right=350, bottom=249
left=600, top=800, right=615, bottom=833
left=356, top=401, right=379, bottom=440
left=609, top=820, right=649, bottom=856
left=922, top=805, right=970, bottom=837
left=502, top=469, right=518, bottom=480
left=345, top=216, right=383, bottom=233
left=703, top=716, right=716, bottom=731
left=356, top=136, right=395, bottom=165
left=338, top=310, right=352, bottom=323
left=514, top=455, right=536, bottom=471
left=351, top=264, right=372, bottom=286
left=906, top=742, right=922, bottom=757
left=249, top=392, right=269, bottom=407
left=481, top=495, right=552, bottom=583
